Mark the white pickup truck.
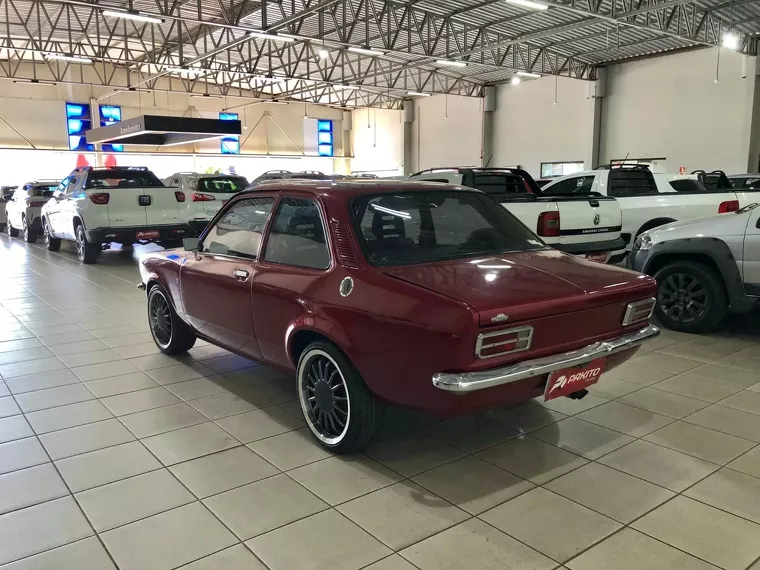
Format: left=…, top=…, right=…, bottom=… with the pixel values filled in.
left=541, top=165, right=755, bottom=251
left=408, top=167, right=626, bottom=263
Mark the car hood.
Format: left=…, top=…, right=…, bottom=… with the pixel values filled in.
left=383, top=249, right=654, bottom=325
left=646, top=209, right=754, bottom=243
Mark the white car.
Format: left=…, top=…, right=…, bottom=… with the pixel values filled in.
left=5, top=180, right=59, bottom=242
left=0, top=186, right=17, bottom=233
left=163, top=172, right=249, bottom=235
left=408, top=167, right=625, bottom=263
left=42, top=166, right=189, bottom=264
left=542, top=166, right=751, bottom=251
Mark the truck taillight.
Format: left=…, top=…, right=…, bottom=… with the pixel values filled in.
left=174, top=191, right=186, bottom=202
left=192, top=193, right=215, bottom=202
left=29, top=201, right=46, bottom=207
left=537, top=211, right=560, bottom=237
left=476, top=326, right=533, bottom=359
left=89, top=193, right=110, bottom=205
left=718, top=200, right=739, bottom=213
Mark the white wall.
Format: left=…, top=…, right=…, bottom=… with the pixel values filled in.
left=411, top=95, right=483, bottom=171
left=600, top=48, right=756, bottom=174
left=491, top=76, right=596, bottom=177
left=351, top=108, right=404, bottom=176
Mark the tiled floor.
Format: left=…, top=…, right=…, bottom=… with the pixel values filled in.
left=1, top=237, right=760, bottom=570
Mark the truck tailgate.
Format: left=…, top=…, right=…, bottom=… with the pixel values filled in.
left=541, top=195, right=622, bottom=249
left=144, top=188, right=181, bottom=226
left=105, top=188, right=181, bottom=228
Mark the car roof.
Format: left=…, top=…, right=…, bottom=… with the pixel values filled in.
left=241, top=179, right=475, bottom=199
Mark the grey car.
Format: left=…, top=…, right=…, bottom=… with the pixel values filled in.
left=628, top=203, right=760, bottom=332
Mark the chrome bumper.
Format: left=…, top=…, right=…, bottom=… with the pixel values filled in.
left=432, top=324, right=659, bottom=393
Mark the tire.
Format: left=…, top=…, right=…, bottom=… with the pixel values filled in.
left=147, top=285, right=196, bottom=355
left=22, top=218, right=37, bottom=243
left=75, top=224, right=99, bottom=264
left=7, top=221, right=18, bottom=238
left=653, top=261, right=727, bottom=333
left=297, top=341, right=384, bottom=453
left=44, top=220, right=61, bottom=252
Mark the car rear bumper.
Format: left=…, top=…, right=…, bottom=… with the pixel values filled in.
left=554, top=237, right=627, bottom=255
left=432, top=324, right=659, bottom=393
left=85, top=225, right=191, bottom=244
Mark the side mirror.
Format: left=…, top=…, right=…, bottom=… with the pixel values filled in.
left=183, top=237, right=200, bottom=251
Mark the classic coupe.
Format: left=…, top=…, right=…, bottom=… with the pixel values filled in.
left=139, top=180, right=659, bottom=453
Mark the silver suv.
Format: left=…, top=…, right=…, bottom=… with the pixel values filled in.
left=628, top=203, right=760, bottom=332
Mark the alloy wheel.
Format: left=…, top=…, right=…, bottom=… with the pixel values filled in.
left=75, top=229, right=85, bottom=261
left=149, top=291, right=173, bottom=348
left=658, top=272, right=708, bottom=324
left=300, top=350, right=350, bottom=445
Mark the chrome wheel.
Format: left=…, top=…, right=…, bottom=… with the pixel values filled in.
left=658, top=272, right=708, bottom=324
left=299, top=350, right=350, bottom=445
left=149, top=290, right=172, bottom=348
left=75, top=229, right=85, bottom=261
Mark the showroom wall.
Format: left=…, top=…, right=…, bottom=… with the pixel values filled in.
left=351, top=107, right=404, bottom=176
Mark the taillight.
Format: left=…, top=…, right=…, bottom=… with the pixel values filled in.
left=622, top=298, right=656, bottom=326
left=29, top=201, right=46, bottom=207
left=537, top=211, right=560, bottom=237
left=192, top=193, right=215, bottom=202
left=89, top=193, right=110, bottom=205
left=175, top=191, right=186, bottom=202
left=476, top=326, right=533, bottom=359
left=718, top=200, right=739, bottom=213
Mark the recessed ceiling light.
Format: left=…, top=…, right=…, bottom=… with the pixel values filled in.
left=722, top=30, right=739, bottom=50
left=13, top=78, right=57, bottom=86
left=505, top=0, right=548, bottom=10
left=510, top=76, right=521, bottom=85
left=517, top=71, right=541, bottom=78
left=348, top=46, right=385, bottom=56
left=318, top=48, right=330, bottom=59
left=45, top=53, right=92, bottom=64
left=247, top=31, right=296, bottom=43
left=435, top=59, right=467, bottom=68
left=406, top=91, right=431, bottom=97
left=102, top=10, right=164, bottom=24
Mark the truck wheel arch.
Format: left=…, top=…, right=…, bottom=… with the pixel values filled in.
left=636, top=218, right=677, bottom=239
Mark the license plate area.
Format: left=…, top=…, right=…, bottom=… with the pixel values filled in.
left=136, top=230, right=159, bottom=240
left=138, top=195, right=152, bottom=206
left=584, top=253, right=608, bottom=263
left=544, top=357, right=606, bottom=402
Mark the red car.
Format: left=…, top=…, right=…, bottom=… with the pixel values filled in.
left=139, top=180, right=658, bottom=453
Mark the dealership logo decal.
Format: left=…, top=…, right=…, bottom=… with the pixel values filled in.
left=549, top=366, right=602, bottom=394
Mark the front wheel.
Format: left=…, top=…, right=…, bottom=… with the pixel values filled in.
left=654, top=261, right=727, bottom=333
left=147, top=285, right=196, bottom=355
left=23, top=218, right=37, bottom=243
left=297, top=341, right=384, bottom=453
left=75, top=225, right=99, bottom=264
left=43, top=220, right=61, bottom=251
left=7, top=221, right=18, bottom=238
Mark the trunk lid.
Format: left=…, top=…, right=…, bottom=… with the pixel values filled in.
left=102, top=187, right=181, bottom=227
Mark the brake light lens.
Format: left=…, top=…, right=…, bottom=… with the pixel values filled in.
left=622, top=298, right=656, bottom=326
left=537, top=211, right=560, bottom=237
left=476, top=326, right=533, bottom=359
left=192, top=193, right=215, bottom=202
left=174, top=191, right=186, bottom=202
left=718, top=200, right=739, bottom=213
left=89, top=193, right=110, bottom=205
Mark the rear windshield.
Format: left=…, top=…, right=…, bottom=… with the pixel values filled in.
left=84, top=170, right=164, bottom=189
left=471, top=173, right=531, bottom=195
left=608, top=169, right=658, bottom=197
left=669, top=179, right=707, bottom=193
left=351, top=190, right=546, bottom=266
left=198, top=176, right=249, bottom=194
left=30, top=185, right=56, bottom=196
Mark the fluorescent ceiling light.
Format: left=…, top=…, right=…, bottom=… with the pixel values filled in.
left=510, top=76, right=521, bottom=85
left=164, top=66, right=205, bottom=76
left=46, top=53, right=92, bottom=64
left=517, top=71, right=541, bottom=78
left=435, top=59, right=467, bottom=68
left=348, top=46, right=385, bottom=56
left=114, top=87, right=152, bottom=93
left=318, top=48, right=330, bottom=59
left=190, top=93, right=223, bottom=99
left=13, top=78, right=57, bottom=86
left=335, top=84, right=357, bottom=91
left=407, top=91, right=431, bottom=97
left=722, top=30, right=739, bottom=50
left=247, top=31, right=295, bottom=43
left=505, top=0, right=548, bottom=10
left=102, top=10, right=164, bottom=24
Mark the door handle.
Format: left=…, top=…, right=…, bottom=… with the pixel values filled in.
left=233, top=268, right=249, bottom=280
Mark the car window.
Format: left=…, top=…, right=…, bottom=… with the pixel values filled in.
left=668, top=179, right=707, bottom=193
left=263, top=197, right=330, bottom=270
left=84, top=170, right=164, bottom=189
left=198, top=176, right=249, bottom=194
left=352, top=190, right=546, bottom=266
left=743, top=177, right=760, bottom=189
left=202, top=197, right=275, bottom=259
left=542, top=175, right=594, bottom=195
left=608, top=169, right=658, bottom=197
left=56, top=176, right=75, bottom=196
left=471, top=173, right=530, bottom=195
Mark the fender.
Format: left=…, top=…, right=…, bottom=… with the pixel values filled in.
left=285, top=314, right=354, bottom=366
left=635, top=218, right=677, bottom=239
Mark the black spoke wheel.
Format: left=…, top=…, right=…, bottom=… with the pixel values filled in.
left=146, top=285, right=196, bottom=354
left=149, top=292, right=173, bottom=348
left=654, top=261, right=726, bottom=333
left=44, top=220, right=61, bottom=251
left=297, top=341, right=384, bottom=453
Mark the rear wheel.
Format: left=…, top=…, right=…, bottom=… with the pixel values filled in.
left=22, top=217, right=37, bottom=243
left=7, top=220, right=18, bottom=237
left=147, top=285, right=196, bottom=354
left=297, top=341, right=384, bottom=453
left=43, top=220, right=61, bottom=251
left=75, top=224, right=99, bottom=264
left=654, top=261, right=727, bottom=333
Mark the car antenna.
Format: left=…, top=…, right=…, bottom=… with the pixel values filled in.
left=619, top=153, right=630, bottom=168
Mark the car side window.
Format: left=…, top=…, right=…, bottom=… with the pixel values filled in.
left=202, top=197, right=275, bottom=259
left=543, top=175, right=593, bottom=195
left=263, top=197, right=330, bottom=270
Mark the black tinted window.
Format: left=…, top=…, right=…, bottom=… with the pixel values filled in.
left=203, top=197, right=274, bottom=258
left=542, top=175, right=594, bottom=195
left=608, top=169, right=658, bottom=197
left=669, top=179, right=707, bottom=193
left=198, top=176, right=249, bottom=194
left=471, top=174, right=528, bottom=195
left=85, top=169, right=164, bottom=189
left=264, top=198, right=330, bottom=270
left=352, top=191, right=545, bottom=266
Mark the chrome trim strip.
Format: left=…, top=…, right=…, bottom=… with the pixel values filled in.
left=433, top=324, right=659, bottom=393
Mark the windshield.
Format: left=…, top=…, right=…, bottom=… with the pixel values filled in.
left=198, top=176, right=249, bottom=194
left=84, top=169, right=164, bottom=189
left=31, top=185, right=56, bottom=197
left=351, top=190, right=546, bottom=266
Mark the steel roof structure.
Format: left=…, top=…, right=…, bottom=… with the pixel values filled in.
left=0, top=0, right=757, bottom=108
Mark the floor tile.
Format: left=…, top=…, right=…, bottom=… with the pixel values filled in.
left=567, top=528, right=720, bottom=570
left=0, top=414, right=33, bottom=443
left=618, top=387, right=709, bottom=419
left=290, top=455, right=401, bottom=505
left=71, top=359, right=141, bottom=382
left=0, top=346, right=54, bottom=365
left=532, top=417, right=634, bottom=460
left=688, top=364, right=760, bottom=388
left=685, top=467, right=760, bottom=524
left=337, top=480, right=468, bottom=550
left=169, top=446, right=279, bottom=498
left=14, top=383, right=94, bottom=413
left=0, top=380, right=8, bottom=397
left=25, top=399, right=113, bottom=434
left=145, top=362, right=215, bottom=385
left=0, top=437, right=49, bottom=475
left=89, top=325, right=144, bottom=338
left=4, top=369, right=80, bottom=394
left=422, top=415, right=518, bottom=452
left=606, top=361, right=674, bottom=385
left=38, top=330, right=96, bottom=347
left=365, top=432, right=465, bottom=477
left=198, top=354, right=256, bottom=374
left=39, top=418, right=135, bottom=460
left=215, top=406, right=304, bottom=443
left=59, top=348, right=124, bottom=369
left=179, top=544, right=267, bottom=570
left=586, top=377, right=642, bottom=400
left=56, top=441, right=161, bottom=492
left=598, top=440, right=718, bottom=492
left=166, top=376, right=236, bottom=401
left=546, top=462, right=675, bottom=523
left=49, top=339, right=109, bottom=356
left=363, top=554, right=418, bottom=570
left=684, top=404, right=760, bottom=442
left=85, top=371, right=159, bottom=398
left=119, top=402, right=208, bottom=438
left=0, top=496, right=93, bottom=565
left=188, top=389, right=261, bottom=419
left=535, top=393, right=608, bottom=416
left=247, top=427, right=333, bottom=471
left=0, top=536, right=117, bottom=570
left=633, top=496, right=760, bottom=570
left=658, top=338, right=746, bottom=362
left=141, top=422, right=240, bottom=465
left=100, top=502, right=237, bottom=570
left=653, top=373, right=742, bottom=403
left=643, top=420, right=756, bottom=464
left=576, top=401, right=674, bottom=437
left=719, top=390, right=760, bottom=416
left=481, top=487, right=621, bottom=563
left=0, top=463, right=68, bottom=515
left=247, top=509, right=391, bottom=570
left=100, top=386, right=180, bottom=416
left=0, top=357, right=66, bottom=379
left=728, top=445, right=760, bottom=478
left=129, top=353, right=185, bottom=371
left=0, top=395, right=21, bottom=418
left=102, top=332, right=154, bottom=348
left=628, top=353, right=701, bottom=374
left=483, top=403, right=568, bottom=434
left=115, top=342, right=163, bottom=359
left=0, top=338, right=42, bottom=353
